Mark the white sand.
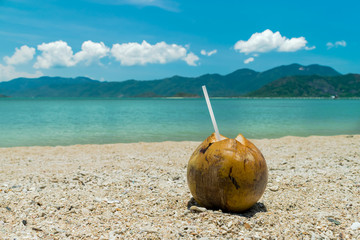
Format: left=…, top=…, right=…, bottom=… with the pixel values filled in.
left=1, top=135, right=360, bottom=239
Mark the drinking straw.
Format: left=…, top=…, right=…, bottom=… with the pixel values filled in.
left=202, top=85, right=221, bottom=141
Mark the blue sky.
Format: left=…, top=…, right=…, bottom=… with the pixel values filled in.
left=0, top=0, right=358, bottom=82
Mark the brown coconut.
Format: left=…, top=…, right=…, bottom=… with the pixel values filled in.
left=187, top=133, right=268, bottom=212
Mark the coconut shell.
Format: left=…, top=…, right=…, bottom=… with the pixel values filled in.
left=187, top=133, right=268, bottom=212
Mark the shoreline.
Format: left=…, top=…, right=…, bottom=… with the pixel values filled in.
left=2, top=96, right=360, bottom=100
left=1, top=134, right=359, bottom=149
left=1, top=135, right=360, bottom=238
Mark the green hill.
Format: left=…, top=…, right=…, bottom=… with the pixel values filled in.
left=0, top=64, right=342, bottom=97
left=246, top=74, right=360, bottom=97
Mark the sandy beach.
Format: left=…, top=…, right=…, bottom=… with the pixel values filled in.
left=1, top=135, right=360, bottom=239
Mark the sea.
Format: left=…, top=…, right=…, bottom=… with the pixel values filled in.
left=0, top=98, right=359, bottom=147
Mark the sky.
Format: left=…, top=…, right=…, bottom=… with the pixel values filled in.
left=0, top=0, right=359, bottom=82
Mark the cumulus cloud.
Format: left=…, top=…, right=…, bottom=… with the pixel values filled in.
left=234, top=29, right=310, bottom=54
left=8, top=40, right=198, bottom=70
left=0, top=64, right=43, bottom=82
left=74, top=41, right=110, bottom=65
left=244, top=57, right=254, bottom=64
left=34, top=40, right=110, bottom=69
left=200, top=49, right=217, bottom=56
left=110, top=40, right=199, bottom=66
left=34, top=40, right=76, bottom=69
left=327, top=40, right=346, bottom=49
left=4, top=45, right=36, bottom=65
left=183, top=52, right=199, bottom=66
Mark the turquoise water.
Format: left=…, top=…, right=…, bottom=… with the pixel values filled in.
left=0, top=98, right=360, bottom=147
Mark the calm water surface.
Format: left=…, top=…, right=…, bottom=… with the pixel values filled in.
left=0, top=98, right=359, bottom=147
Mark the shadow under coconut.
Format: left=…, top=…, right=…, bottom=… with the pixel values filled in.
left=187, top=197, right=267, bottom=218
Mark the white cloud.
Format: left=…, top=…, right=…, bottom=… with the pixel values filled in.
left=200, top=49, right=217, bottom=56
left=3, top=45, right=35, bottom=65
left=74, top=40, right=109, bottom=65
left=0, top=64, right=43, bottom=82
left=9, top=40, right=198, bottom=70
left=326, top=42, right=334, bottom=48
left=234, top=29, right=310, bottom=54
left=327, top=40, right=346, bottom=49
left=336, top=40, right=347, bottom=47
left=183, top=52, right=199, bottom=66
left=305, top=46, right=316, bottom=50
left=278, top=36, right=307, bottom=52
left=34, top=40, right=110, bottom=69
left=34, top=40, right=76, bottom=69
left=110, top=40, right=199, bottom=66
left=244, top=57, right=254, bottom=64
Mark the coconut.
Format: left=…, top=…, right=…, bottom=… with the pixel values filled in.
left=187, top=133, right=268, bottom=212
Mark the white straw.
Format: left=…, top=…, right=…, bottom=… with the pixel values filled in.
left=202, top=85, right=221, bottom=141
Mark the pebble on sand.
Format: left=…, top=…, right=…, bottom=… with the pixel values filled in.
left=351, top=222, right=360, bottom=230
left=190, top=206, right=207, bottom=213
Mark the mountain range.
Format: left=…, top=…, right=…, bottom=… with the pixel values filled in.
left=247, top=74, right=360, bottom=97
left=1, top=63, right=358, bottom=98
